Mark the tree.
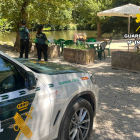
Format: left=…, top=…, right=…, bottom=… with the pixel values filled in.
left=73, top=0, right=113, bottom=38
left=0, top=6, right=13, bottom=36
left=0, top=18, right=13, bottom=36
left=0, top=0, right=72, bottom=51
left=101, top=0, right=140, bottom=36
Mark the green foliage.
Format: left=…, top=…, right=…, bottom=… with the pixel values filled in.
left=101, top=0, right=140, bottom=35
left=45, top=23, right=77, bottom=31
left=0, top=18, right=13, bottom=35
left=43, top=27, right=51, bottom=31
left=0, top=0, right=73, bottom=31
left=1, top=0, right=140, bottom=39
left=0, top=7, right=13, bottom=35
left=66, top=24, right=77, bottom=30
left=66, top=44, right=89, bottom=50
left=72, top=0, right=113, bottom=26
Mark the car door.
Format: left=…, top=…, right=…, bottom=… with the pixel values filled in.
left=0, top=56, right=36, bottom=140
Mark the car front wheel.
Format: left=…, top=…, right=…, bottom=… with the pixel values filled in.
left=60, top=98, right=94, bottom=140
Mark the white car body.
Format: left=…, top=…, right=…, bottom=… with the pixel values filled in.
left=0, top=51, right=98, bottom=140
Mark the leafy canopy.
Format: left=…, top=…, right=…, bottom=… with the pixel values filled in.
left=101, top=0, right=140, bottom=35
left=73, top=0, right=113, bottom=25
left=0, top=0, right=73, bottom=30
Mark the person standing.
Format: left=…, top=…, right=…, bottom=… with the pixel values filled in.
left=19, top=20, right=30, bottom=58
left=36, top=24, right=48, bottom=61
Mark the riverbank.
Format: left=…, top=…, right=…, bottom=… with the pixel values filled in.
left=0, top=30, right=110, bottom=42
left=0, top=39, right=135, bottom=58
left=0, top=42, right=35, bottom=58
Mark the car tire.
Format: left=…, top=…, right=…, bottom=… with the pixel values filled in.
left=59, top=98, right=94, bottom=140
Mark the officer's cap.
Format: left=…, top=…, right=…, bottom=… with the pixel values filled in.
left=21, top=20, right=26, bottom=25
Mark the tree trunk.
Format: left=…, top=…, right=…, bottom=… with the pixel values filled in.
left=14, top=31, right=20, bottom=52
left=97, top=23, right=102, bottom=38
left=14, top=0, right=28, bottom=51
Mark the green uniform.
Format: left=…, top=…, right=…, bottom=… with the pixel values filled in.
left=19, top=26, right=29, bottom=40
left=36, top=32, right=48, bottom=61
left=19, top=26, right=30, bottom=58
left=36, top=32, right=47, bottom=44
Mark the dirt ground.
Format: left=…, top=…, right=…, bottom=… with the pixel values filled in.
left=0, top=41, right=140, bottom=140
left=49, top=57, right=140, bottom=140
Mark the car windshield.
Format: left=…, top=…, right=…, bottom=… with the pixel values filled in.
left=15, top=58, right=84, bottom=75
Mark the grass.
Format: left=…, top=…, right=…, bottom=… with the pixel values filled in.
left=43, top=27, right=51, bottom=31
left=66, top=44, right=90, bottom=50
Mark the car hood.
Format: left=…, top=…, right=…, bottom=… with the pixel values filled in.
left=15, top=58, right=85, bottom=75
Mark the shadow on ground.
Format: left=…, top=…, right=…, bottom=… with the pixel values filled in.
left=1, top=43, right=140, bottom=140
left=50, top=57, right=140, bottom=140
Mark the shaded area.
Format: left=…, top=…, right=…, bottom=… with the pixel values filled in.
left=50, top=57, right=140, bottom=140
left=1, top=44, right=140, bottom=139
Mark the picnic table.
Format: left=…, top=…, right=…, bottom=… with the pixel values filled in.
left=86, top=41, right=103, bottom=49
left=86, top=41, right=109, bottom=60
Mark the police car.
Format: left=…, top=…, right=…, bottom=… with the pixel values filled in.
left=0, top=51, right=98, bottom=140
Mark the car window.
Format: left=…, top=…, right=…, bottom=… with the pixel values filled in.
left=0, top=57, right=25, bottom=94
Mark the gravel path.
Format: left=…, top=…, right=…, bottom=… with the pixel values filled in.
left=2, top=45, right=140, bottom=140
left=49, top=57, right=140, bottom=140
left=87, top=58, right=140, bottom=140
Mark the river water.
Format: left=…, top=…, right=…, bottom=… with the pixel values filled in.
left=0, top=30, right=111, bottom=43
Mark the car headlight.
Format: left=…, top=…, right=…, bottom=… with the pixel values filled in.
left=90, top=75, right=96, bottom=84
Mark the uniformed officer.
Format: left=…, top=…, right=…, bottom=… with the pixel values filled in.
left=36, top=24, right=48, bottom=61
left=19, top=20, right=30, bottom=58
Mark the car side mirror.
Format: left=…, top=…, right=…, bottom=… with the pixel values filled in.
left=25, top=71, right=36, bottom=90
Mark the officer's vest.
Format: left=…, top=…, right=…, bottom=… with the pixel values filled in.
left=36, top=33, right=46, bottom=39
left=19, top=26, right=28, bottom=39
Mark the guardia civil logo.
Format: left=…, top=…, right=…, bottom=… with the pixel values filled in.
left=124, top=13, right=140, bottom=45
